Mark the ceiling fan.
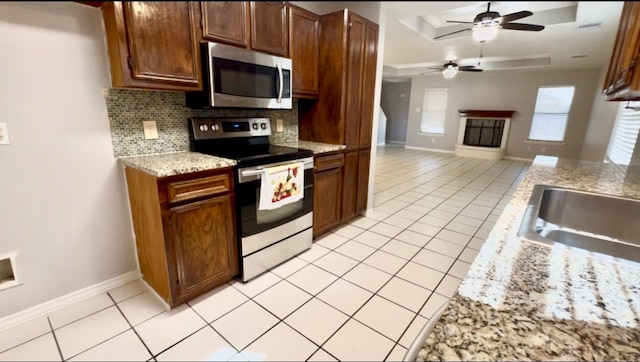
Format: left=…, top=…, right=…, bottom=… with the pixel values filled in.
left=422, top=61, right=483, bottom=78
left=435, top=2, right=545, bottom=42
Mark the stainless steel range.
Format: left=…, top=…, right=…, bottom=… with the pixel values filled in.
left=189, top=117, right=314, bottom=282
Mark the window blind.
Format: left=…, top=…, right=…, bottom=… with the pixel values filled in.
left=528, top=86, right=575, bottom=142
left=606, top=102, right=640, bottom=166
left=420, top=88, right=448, bottom=134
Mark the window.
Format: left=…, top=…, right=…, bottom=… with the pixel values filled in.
left=420, top=88, right=448, bottom=134
left=528, top=85, right=575, bottom=142
left=606, top=102, right=640, bottom=166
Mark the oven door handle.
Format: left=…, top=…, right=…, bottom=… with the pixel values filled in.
left=238, top=158, right=314, bottom=183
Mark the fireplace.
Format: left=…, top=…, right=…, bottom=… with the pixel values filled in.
left=454, top=110, right=515, bottom=160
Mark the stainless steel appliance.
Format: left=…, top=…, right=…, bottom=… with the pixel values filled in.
left=185, top=42, right=292, bottom=109
left=189, top=117, right=313, bottom=282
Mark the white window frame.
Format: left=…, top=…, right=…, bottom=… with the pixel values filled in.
left=527, top=85, right=576, bottom=143
left=606, top=101, right=640, bottom=166
left=419, top=88, right=448, bottom=135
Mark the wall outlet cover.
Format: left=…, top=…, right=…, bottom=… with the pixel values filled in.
left=276, top=119, right=284, bottom=132
left=143, top=121, right=159, bottom=140
left=0, top=122, right=9, bottom=145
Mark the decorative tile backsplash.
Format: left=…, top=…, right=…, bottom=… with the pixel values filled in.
left=105, top=88, right=299, bottom=157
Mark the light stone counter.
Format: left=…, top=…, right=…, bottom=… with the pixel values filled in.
left=119, top=151, right=236, bottom=178
left=273, top=140, right=346, bottom=155
left=418, top=156, right=640, bottom=361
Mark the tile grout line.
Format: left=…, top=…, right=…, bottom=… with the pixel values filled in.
left=107, top=293, right=156, bottom=361
left=47, top=317, right=64, bottom=362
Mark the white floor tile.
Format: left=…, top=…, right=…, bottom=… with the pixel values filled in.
left=231, top=271, right=281, bottom=298
left=445, top=221, right=479, bottom=236
left=407, top=222, right=441, bottom=237
left=0, top=333, right=60, bottom=362
left=366, top=209, right=393, bottom=221
left=398, top=315, right=429, bottom=349
left=412, top=248, right=456, bottom=273
left=349, top=216, right=379, bottom=230
left=297, top=244, right=330, bottom=263
left=108, top=279, right=149, bottom=303
left=467, top=236, right=486, bottom=250
left=314, top=233, right=350, bottom=250
left=55, top=306, right=129, bottom=360
left=424, top=238, right=465, bottom=258
left=334, top=240, right=377, bottom=261
left=435, top=229, right=472, bottom=246
left=395, top=209, right=423, bottom=221
left=343, top=263, right=393, bottom=293
left=404, top=204, right=432, bottom=215
left=362, top=250, right=407, bottom=274
left=332, top=224, right=365, bottom=239
left=427, top=209, right=457, bottom=222
left=394, top=229, right=431, bottom=248
left=118, top=291, right=167, bottom=326
left=68, top=330, right=150, bottom=361
left=449, top=260, right=472, bottom=279
left=316, top=279, right=373, bottom=315
left=134, top=304, right=207, bottom=355
left=313, top=251, right=358, bottom=276
left=354, top=295, right=415, bottom=341
left=155, top=326, right=236, bottom=362
left=417, top=215, right=449, bottom=228
left=254, top=280, right=311, bottom=319
left=380, top=215, right=414, bottom=229
left=380, top=239, right=420, bottom=260
left=284, top=298, right=348, bottom=345
left=242, top=323, right=317, bottom=361
left=323, top=319, right=394, bottom=362
left=307, top=348, right=338, bottom=361
left=378, top=277, right=433, bottom=313
left=459, top=247, right=481, bottom=263
left=370, top=222, right=404, bottom=238
left=397, top=262, right=445, bottom=290
left=353, top=230, right=392, bottom=249
left=269, top=257, right=308, bottom=278
left=419, top=294, right=454, bottom=319
left=188, top=283, right=249, bottom=323
left=211, top=301, right=278, bottom=351
left=286, top=264, right=338, bottom=295
left=0, top=316, right=50, bottom=353
left=48, top=293, right=113, bottom=329
left=435, top=275, right=462, bottom=298
left=386, top=344, right=408, bottom=362
left=452, top=215, right=484, bottom=227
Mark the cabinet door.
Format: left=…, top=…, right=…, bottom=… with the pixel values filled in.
left=288, top=4, right=319, bottom=98
left=167, top=195, right=238, bottom=302
left=250, top=1, right=288, bottom=56
left=358, top=22, right=379, bottom=148
left=603, top=2, right=640, bottom=100
left=201, top=1, right=250, bottom=47
left=120, top=2, right=202, bottom=90
left=313, top=167, right=343, bottom=238
left=341, top=151, right=359, bottom=222
left=356, top=149, right=371, bottom=214
left=344, top=13, right=366, bottom=150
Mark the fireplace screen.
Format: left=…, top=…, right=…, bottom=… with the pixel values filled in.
left=463, top=118, right=505, bottom=148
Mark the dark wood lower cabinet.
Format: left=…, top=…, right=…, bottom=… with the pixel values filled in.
left=313, top=153, right=344, bottom=238
left=125, top=166, right=238, bottom=307
left=356, top=148, right=371, bottom=214
left=341, top=151, right=359, bottom=223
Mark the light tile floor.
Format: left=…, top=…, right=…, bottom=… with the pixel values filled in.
left=0, top=146, right=529, bottom=361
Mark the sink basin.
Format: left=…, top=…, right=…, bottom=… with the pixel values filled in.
left=518, top=184, right=640, bottom=262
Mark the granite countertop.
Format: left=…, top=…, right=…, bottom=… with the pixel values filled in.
left=119, top=151, right=236, bottom=177
left=418, top=156, right=640, bottom=361
left=273, top=140, right=346, bottom=154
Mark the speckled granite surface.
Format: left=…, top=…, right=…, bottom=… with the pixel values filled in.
left=119, top=151, right=235, bottom=177
left=273, top=140, right=346, bottom=154
left=418, top=156, right=640, bottom=361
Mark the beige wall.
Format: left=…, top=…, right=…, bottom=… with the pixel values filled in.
left=405, top=68, right=603, bottom=160
left=0, top=2, right=137, bottom=318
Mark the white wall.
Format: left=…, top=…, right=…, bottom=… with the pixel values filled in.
left=0, top=2, right=136, bottom=318
left=405, top=68, right=602, bottom=159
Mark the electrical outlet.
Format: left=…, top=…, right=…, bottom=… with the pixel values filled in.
left=276, top=119, right=284, bottom=132
left=0, top=122, right=9, bottom=145
left=143, top=120, right=158, bottom=139
left=541, top=146, right=546, bottom=153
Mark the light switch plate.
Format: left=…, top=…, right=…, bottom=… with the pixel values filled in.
left=143, top=120, right=159, bottom=139
left=0, top=122, right=9, bottom=145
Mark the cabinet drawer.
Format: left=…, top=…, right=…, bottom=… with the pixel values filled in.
left=315, top=153, right=344, bottom=172
left=167, top=174, right=230, bottom=204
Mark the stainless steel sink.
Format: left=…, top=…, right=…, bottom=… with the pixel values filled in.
left=518, top=184, right=640, bottom=262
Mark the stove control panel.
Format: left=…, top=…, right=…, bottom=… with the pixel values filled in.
left=190, top=117, right=271, bottom=140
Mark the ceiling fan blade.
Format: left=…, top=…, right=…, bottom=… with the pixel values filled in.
left=496, top=10, right=533, bottom=24
left=458, top=65, right=479, bottom=70
left=445, top=20, right=475, bottom=24
left=459, top=68, right=483, bottom=72
left=501, top=22, right=544, bottom=31
left=434, top=28, right=471, bottom=40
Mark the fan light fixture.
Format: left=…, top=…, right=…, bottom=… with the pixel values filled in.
left=472, top=21, right=499, bottom=42
left=442, top=65, right=458, bottom=79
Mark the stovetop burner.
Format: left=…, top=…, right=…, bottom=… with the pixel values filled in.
left=189, top=117, right=313, bottom=167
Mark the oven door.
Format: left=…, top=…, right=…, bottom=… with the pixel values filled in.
left=236, top=158, right=313, bottom=253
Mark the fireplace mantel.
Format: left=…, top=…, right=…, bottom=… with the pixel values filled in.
left=458, top=110, right=516, bottom=118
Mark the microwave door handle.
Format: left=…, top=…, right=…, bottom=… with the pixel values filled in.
left=276, top=62, right=283, bottom=103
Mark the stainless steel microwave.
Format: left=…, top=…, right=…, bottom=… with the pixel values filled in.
left=186, top=42, right=292, bottom=109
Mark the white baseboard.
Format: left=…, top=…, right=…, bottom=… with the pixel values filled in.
left=388, top=140, right=406, bottom=145
left=404, top=145, right=454, bottom=154
left=503, top=156, right=534, bottom=162
left=0, top=270, right=140, bottom=332
left=377, top=142, right=386, bottom=146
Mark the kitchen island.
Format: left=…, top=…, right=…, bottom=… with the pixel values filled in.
left=418, top=156, right=640, bottom=361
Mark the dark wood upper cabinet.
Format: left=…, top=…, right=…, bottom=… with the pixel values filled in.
left=288, top=4, right=319, bottom=98
left=200, top=1, right=250, bottom=47
left=603, top=2, right=640, bottom=101
left=359, top=22, right=379, bottom=148
left=101, top=2, right=202, bottom=91
left=250, top=1, right=288, bottom=57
